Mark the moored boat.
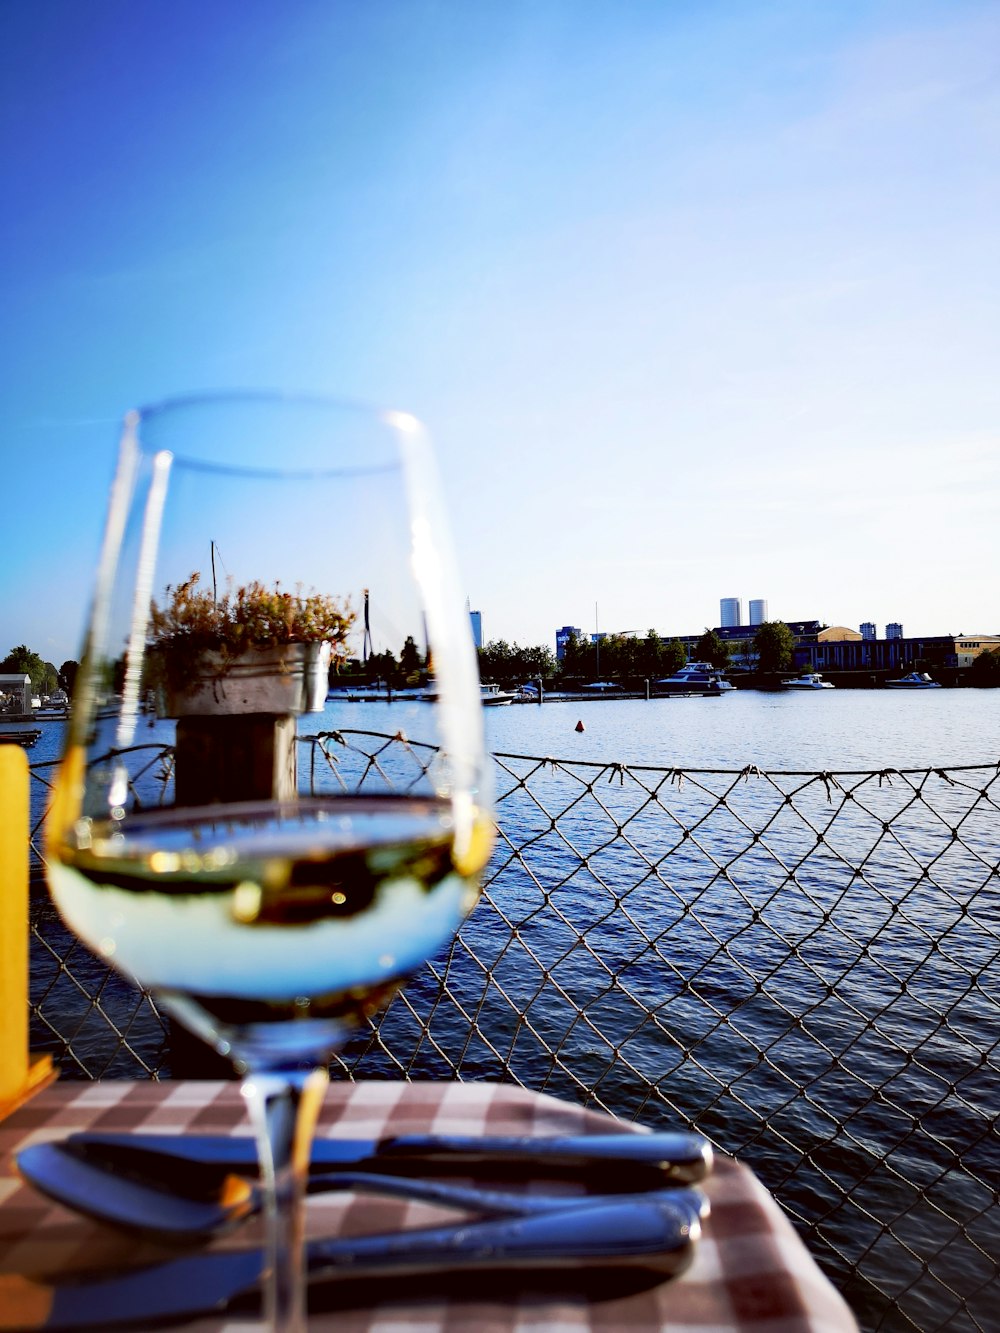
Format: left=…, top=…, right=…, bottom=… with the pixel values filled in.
left=656, top=662, right=735, bottom=696
left=781, top=673, right=835, bottom=690
left=481, top=683, right=516, bottom=706
left=886, top=671, right=942, bottom=689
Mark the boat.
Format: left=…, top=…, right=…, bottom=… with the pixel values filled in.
left=886, top=672, right=942, bottom=689
left=34, top=691, right=70, bottom=720
left=481, top=683, right=516, bottom=706
left=781, top=673, right=835, bottom=690
left=656, top=662, right=735, bottom=696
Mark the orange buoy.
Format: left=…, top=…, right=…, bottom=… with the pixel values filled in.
left=575, top=720, right=585, bottom=733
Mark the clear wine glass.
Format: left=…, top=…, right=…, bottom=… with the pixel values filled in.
left=45, top=392, right=493, bottom=1331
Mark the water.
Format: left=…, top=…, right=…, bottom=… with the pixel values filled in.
left=16, top=689, right=1000, bottom=1330
left=313, top=684, right=1000, bottom=771
left=13, top=683, right=999, bottom=778
left=484, top=687, right=1000, bottom=771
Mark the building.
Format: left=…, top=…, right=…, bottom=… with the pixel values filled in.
left=860, top=622, right=876, bottom=641
left=0, top=674, right=32, bottom=716
left=468, top=609, right=482, bottom=650
left=886, top=623, right=903, bottom=640
left=720, top=597, right=742, bottom=628
left=952, top=636, right=1000, bottom=668
left=555, top=626, right=582, bottom=660
left=749, top=599, right=768, bottom=626
left=793, top=630, right=1000, bottom=674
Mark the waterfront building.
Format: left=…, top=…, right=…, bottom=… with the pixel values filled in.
left=793, top=630, right=1000, bottom=675
left=0, top=673, right=32, bottom=715
left=953, top=635, right=1000, bottom=667
left=749, top=599, right=768, bottom=626
left=860, top=622, right=876, bottom=641
left=555, top=626, right=582, bottom=660
left=720, top=597, right=742, bottom=628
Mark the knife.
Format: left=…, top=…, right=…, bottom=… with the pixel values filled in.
left=0, top=1193, right=703, bottom=1330
left=61, top=1129, right=713, bottom=1195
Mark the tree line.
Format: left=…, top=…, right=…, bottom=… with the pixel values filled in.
left=0, top=622, right=798, bottom=702
left=0, top=646, right=79, bottom=698
left=476, top=621, right=798, bottom=685
left=12, top=624, right=997, bottom=698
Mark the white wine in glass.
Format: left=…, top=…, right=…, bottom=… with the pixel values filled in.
left=45, top=393, right=493, bottom=1331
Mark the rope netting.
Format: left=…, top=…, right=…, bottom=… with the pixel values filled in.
left=26, top=731, right=1000, bottom=1332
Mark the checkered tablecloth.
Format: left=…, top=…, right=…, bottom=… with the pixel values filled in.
left=0, top=1080, right=858, bottom=1331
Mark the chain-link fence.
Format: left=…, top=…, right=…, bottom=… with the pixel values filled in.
left=26, top=731, right=1000, bottom=1332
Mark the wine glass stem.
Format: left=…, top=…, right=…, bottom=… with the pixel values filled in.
left=242, top=1065, right=330, bottom=1332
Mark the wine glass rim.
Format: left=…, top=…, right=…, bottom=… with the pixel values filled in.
left=128, top=388, right=418, bottom=428
left=123, top=389, right=424, bottom=479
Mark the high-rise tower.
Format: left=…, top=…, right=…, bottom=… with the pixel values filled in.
left=749, top=599, right=768, bottom=626
left=720, top=597, right=742, bottom=628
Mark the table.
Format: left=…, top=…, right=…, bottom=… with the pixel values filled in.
left=0, top=1080, right=859, bottom=1331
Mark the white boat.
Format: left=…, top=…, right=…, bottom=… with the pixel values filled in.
left=481, top=683, right=516, bottom=706
left=781, top=673, right=835, bottom=690
left=886, top=672, right=942, bottom=689
left=656, top=662, right=735, bottom=696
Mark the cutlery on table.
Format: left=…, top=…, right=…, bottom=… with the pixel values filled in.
left=54, top=1127, right=713, bottom=1192
left=0, top=1192, right=705, bottom=1331
left=16, top=1140, right=710, bottom=1241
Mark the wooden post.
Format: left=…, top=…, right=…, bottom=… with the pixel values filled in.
left=174, top=715, right=297, bottom=806
left=0, top=747, right=54, bottom=1116
left=169, top=712, right=298, bottom=1076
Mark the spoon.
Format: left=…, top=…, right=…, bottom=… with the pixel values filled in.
left=16, top=1140, right=708, bottom=1242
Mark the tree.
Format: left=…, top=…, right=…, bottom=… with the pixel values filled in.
left=969, top=648, right=1000, bottom=686
left=695, top=629, right=729, bottom=669
left=639, top=629, right=663, bottom=678
left=754, top=620, right=796, bottom=673
left=559, top=630, right=592, bottom=679
left=478, top=639, right=514, bottom=681
left=367, top=648, right=397, bottom=683
left=399, top=635, right=422, bottom=679
left=59, top=660, right=80, bottom=694
left=661, top=638, right=687, bottom=677
left=0, top=645, right=48, bottom=692
left=512, top=643, right=557, bottom=680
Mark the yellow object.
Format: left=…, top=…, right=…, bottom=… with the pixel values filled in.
left=0, top=747, right=54, bottom=1118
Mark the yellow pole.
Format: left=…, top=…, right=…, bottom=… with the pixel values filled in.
left=0, top=746, right=53, bottom=1117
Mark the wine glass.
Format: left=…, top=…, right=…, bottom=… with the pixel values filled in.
left=45, top=392, right=493, bottom=1331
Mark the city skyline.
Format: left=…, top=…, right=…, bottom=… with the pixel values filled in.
left=2, top=3, right=998, bottom=667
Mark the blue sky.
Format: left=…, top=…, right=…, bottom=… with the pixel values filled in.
left=2, top=1, right=998, bottom=667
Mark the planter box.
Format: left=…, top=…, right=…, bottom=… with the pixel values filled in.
left=156, top=642, right=331, bottom=718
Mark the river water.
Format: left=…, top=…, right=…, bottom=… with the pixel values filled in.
left=12, top=682, right=1000, bottom=781
left=14, top=687, right=1000, bottom=1331
left=319, top=683, right=1000, bottom=770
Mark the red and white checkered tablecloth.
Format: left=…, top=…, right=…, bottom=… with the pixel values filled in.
left=0, top=1080, right=859, bottom=1331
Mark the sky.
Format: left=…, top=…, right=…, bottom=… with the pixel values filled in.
left=2, top=0, right=998, bottom=667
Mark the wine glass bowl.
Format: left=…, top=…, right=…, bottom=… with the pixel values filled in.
left=45, top=393, right=492, bottom=1329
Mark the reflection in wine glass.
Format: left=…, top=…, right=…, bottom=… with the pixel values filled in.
left=45, top=394, right=493, bottom=1331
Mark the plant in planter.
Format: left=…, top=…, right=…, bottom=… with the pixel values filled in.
left=147, top=573, right=355, bottom=717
